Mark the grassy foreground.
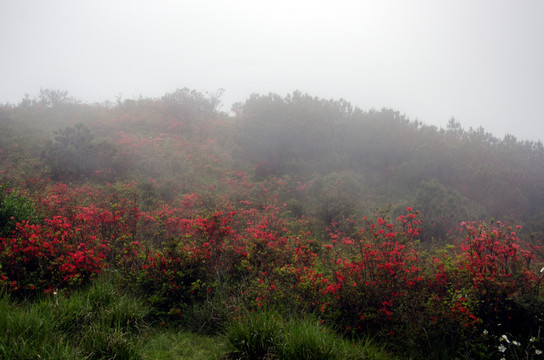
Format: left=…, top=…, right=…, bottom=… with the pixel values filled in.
left=0, top=272, right=394, bottom=360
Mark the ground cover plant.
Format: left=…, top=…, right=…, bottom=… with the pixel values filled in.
left=1, top=89, right=544, bottom=359
left=0, top=273, right=148, bottom=359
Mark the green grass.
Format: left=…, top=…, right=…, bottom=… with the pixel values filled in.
left=142, top=330, right=225, bottom=359
left=0, top=272, right=149, bottom=359
left=0, top=293, right=76, bottom=359
left=0, top=272, right=227, bottom=360
left=1, top=274, right=394, bottom=360
left=225, top=310, right=282, bottom=359
left=224, top=310, right=395, bottom=360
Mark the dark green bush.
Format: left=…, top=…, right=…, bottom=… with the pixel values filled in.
left=0, top=183, right=40, bottom=236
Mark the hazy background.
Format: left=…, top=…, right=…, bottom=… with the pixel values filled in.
left=1, top=0, right=543, bottom=141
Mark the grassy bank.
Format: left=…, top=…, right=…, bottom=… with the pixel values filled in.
left=0, top=272, right=393, bottom=360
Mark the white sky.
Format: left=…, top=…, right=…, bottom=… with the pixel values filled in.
left=1, top=0, right=543, bottom=141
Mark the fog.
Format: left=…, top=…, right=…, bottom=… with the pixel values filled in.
left=1, top=0, right=543, bottom=141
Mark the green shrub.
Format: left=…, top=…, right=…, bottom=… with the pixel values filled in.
left=0, top=183, right=41, bottom=236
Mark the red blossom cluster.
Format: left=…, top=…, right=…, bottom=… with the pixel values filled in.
left=459, top=221, right=536, bottom=297
left=1, top=181, right=543, bottom=346
left=0, top=215, right=108, bottom=296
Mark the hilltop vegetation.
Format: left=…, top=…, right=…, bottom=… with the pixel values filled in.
left=1, top=89, right=544, bottom=359
left=3, top=89, right=544, bottom=242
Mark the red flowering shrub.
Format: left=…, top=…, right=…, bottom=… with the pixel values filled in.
left=318, top=209, right=426, bottom=338
left=34, top=182, right=143, bottom=267
left=6, top=178, right=541, bottom=357
left=406, top=220, right=544, bottom=357
left=459, top=221, right=536, bottom=298
left=74, top=202, right=140, bottom=263
left=121, top=210, right=248, bottom=319
left=242, top=233, right=324, bottom=313
left=130, top=242, right=209, bottom=317
left=0, top=216, right=109, bottom=297
left=457, top=221, right=543, bottom=337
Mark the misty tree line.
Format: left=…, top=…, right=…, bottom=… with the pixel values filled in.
left=233, top=92, right=544, bottom=240
left=1, top=88, right=543, bottom=244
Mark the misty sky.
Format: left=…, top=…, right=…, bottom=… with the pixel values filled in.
left=1, top=0, right=543, bottom=141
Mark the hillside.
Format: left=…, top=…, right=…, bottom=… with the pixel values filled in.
left=2, top=89, right=544, bottom=243
left=1, top=89, right=544, bottom=359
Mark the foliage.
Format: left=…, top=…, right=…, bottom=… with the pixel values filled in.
left=0, top=183, right=41, bottom=237
left=161, top=87, right=224, bottom=122
left=0, top=273, right=149, bottom=359
left=458, top=221, right=544, bottom=338
left=414, top=178, right=487, bottom=245
left=225, top=310, right=392, bottom=360
left=1, top=89, right=544, bottom=358
left=0, top=215, right=109, bottom=297
left=42, top=123, right=128, bottom=182
left=234, top=91, right=353, bottom=177
left=141, top=330, right=225, bottom=359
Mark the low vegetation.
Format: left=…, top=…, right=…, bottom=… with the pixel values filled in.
left=1, top=89, right=544, bottom=359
